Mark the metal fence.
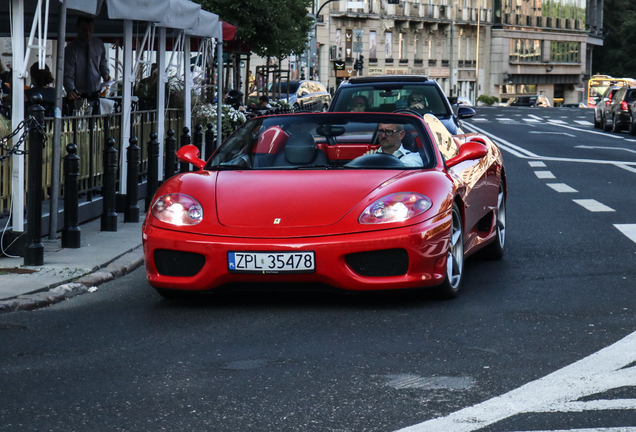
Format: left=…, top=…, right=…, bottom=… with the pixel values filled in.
left=0, top=108, right=185, bottom=218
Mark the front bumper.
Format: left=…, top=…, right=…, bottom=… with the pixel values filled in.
left=142, top=214, right=452, bottom=292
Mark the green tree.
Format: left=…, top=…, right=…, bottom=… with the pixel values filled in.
left=592, top=0, right=636, bottom=77
left=196, top=0, right=314, bottom=59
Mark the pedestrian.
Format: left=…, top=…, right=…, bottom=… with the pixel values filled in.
left=25, top=62, right=56, bottom=117
left=64, top=16, right=111, bottom=115
left=258, top=95, right=272, bottom=109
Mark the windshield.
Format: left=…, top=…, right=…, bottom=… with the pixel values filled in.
left=206, top=113, right=436, bottom=171
left=331, top=83, right=451, bottom=116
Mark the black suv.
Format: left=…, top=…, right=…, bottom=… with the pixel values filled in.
left=604, top=86, right=636, bottom=133
left=329, top=75, right=475, bottom=134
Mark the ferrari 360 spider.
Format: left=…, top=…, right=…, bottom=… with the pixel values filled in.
left=142, top=111, right=506, bottom=299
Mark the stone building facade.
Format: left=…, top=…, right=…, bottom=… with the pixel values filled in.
left=276, top=0, right=602, bottom=106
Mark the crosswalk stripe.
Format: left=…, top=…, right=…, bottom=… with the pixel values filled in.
left=535, top=171, right=556, bottom=179
left=574, top=120, right=594, bottom=126
left=529, top=161, right=546, bottom=167
left=547, top=183, right=578, bottom=193
left=573, top=199, right=615, bottom=212
left=615, top=224, right=636, bottom=244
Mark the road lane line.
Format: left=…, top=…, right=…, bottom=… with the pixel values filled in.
left=547, top=183, right=578, bottom=193
left=573, top=199, right=615, bottom=212
left=463, top=123, right=636, bottom=167
left=394, top=331, right=636, bottom=432
left=529, top=161, right=546, bottom=167
left=574, top=120, right=594, bottom=125
left=535, top=171, right=556, bottom=179
left=548, top=119, right=568, bottom=125
left=615, top=224, right=636, bottom=244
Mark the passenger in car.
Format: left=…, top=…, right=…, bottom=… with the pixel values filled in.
left=366, top=123, right=423, bottom=167
left=350, top=95, right=369, bottom=112
left=407, top=91, right=427, bottom=111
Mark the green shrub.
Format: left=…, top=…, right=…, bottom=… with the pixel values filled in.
left=477, top=94, right=500, bottom=106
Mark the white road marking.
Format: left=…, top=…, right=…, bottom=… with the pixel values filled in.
left=528, top=114, right=544, bottom=120
left=575, top=145, right=636, bottom=154
left=547, top=183, right=578, bottom=193
left=614, top=164, right=636, bottom=174
left=523, top=118, right=541, bottom=123
left=529, top=131, right=576, bottom=137
left=463, top=123, right=636, bottom=167
left=548, top=119, right=568, bottom=125
left=615, top=224, right=636, bottom=244
left=496, top=118, right=515, bottom=122
left=574, top=120, right=594, bottom=126
left=573, top=199, right=615, bottom=212
left=394, top=331, right=636, bottom=432
left=529, top=161, right=546, bottom=167
left=513, top=429, right=636, bottom=432
left=535, top=171, right=556, bottom=179
left=471, top=118, right=489, bottom=122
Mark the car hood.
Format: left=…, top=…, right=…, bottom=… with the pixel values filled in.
left=215, top=170, right=401, bottom=228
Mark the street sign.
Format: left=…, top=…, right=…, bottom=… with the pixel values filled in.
left=352, top=29, right=364, bottom=41
left=353, top=42, right=363, bottom=53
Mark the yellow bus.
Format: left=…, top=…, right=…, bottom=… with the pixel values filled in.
left=587, top=74, right=636, bottom=107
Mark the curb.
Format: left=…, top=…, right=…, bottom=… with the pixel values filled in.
left=0, top=249, right=145, bottom=314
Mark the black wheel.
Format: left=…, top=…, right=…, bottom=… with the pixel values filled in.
left=480, top=182, right=506, bottom=260
left=603, top=114, right=612, bottom=131
left=438, top=203, right=464, bottom=299
left=593, top=112, right=600, bottom=128
left=612, top=115, right=620, bottom=133
left=155, top=288, right=193, bottom=299
left=629, top=117, right=636, bottom=136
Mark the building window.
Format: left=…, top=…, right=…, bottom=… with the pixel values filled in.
left=550, top=41, right=580, bottom=63
left=385, top=31, right=393, bottom=59
left=509, top=38, right=542, bottom=63
left=399, top=33, right=406, bottom=60
left=414, top=34, right=421, bottom=60
left=369, top=31, right=377, bottom=59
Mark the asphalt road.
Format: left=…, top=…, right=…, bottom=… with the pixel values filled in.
left=1, top=106, right=635, bottom=432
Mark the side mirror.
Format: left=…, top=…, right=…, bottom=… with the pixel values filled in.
left=446, top=141, right=488, bottom=169
left=457, top=106, right=476, bottom=119
left=176, top=144, right=206, bottom=169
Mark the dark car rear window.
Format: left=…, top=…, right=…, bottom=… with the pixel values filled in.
left=626, top=89, right=636, bottom=102
left=332, top=84, right=450, bottom=116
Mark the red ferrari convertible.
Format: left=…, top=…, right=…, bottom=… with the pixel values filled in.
left=142, top=112, right=506, bottom=299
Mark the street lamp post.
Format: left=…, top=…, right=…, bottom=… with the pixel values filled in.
left=309, top=0, right=340, bottom=79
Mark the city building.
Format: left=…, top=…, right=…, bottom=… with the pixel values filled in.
left=254, top=0, right=602, bottom=107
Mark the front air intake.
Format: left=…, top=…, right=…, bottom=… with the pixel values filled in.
left=154, top=249, right=205, bottom=277
left=345, top=249, right=409, bottom=277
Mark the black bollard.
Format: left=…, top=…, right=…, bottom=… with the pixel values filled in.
left=62, top=144, right=81, bottom=248
left=24, top=94, right=45, bottom=266
left=125, top=136, right=140, bottom=223
left=193, top=123, right=203, bottom=155
left=164, top=129, right=177, bottom=180
left=180, top=127, right=190, bottom=173
left=145, top=132, right=159, bottom=212
left=205, top=122, right=216, bottom=160
left=101, top=138, right=118, bottom=231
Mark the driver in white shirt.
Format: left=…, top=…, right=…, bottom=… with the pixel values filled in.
left=366, top=123, right=423, bottom=167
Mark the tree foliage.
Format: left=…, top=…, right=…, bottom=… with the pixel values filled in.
left=196, top=0, right=314, bottom=59
left=592, top=0, right=636, bottom=78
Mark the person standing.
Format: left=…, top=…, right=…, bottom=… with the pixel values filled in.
left=64, top=16, right=111, bottom=115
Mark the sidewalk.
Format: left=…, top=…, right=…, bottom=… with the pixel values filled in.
left=0, top=212, right=146, bottom=313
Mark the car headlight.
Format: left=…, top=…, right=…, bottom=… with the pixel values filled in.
left=151, top=194, right=203, bottom=226
left=359, top=192, right=432, bottom=224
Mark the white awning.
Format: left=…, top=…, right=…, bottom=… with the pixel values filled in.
left=184, top=9, right=220, bottom=38
left=98, top=0, right=170, bottom=22
left=156, top=0, right=201, bottom=30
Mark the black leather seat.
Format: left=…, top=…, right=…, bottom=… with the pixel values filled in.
left=273, top=132, right=327, bottom=166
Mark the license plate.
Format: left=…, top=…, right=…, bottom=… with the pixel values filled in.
left=228, top=251, right=316, bottom=273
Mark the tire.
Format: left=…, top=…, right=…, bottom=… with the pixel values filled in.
left=438, top=203, right=464, bottom=299
left=612, top=115, right=620, bottom=133
left=480, top=182, right=506, bottom=260
left=593, top=112, right=600, bottom=128
left=603, top=114, right=612, bottom=132
left=630, top=117, right=636, bottom=136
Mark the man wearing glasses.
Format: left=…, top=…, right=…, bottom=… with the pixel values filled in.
left=367, top=123, right=423, bottom=167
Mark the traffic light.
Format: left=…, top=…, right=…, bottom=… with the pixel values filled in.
left=355, top=56, right=364, bottom=71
